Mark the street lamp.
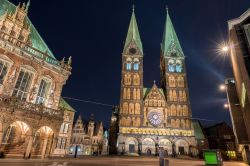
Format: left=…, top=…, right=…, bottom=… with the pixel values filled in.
left=224, top=103, right=229, bottom=108
left=219, top=84, right=226, bottom=91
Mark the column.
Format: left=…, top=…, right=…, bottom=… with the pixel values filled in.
left=24, top=136, right=34, bottom=158
left=41, top=137, right=48, bottom=159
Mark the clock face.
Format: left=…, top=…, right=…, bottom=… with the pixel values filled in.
left=129, top=48, right=137, bottom=54
left=147, top=110, right=163, bottom=127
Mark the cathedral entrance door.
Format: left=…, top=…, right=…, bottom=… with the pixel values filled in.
left=146, top=149, right=151, bottom=156
left=178, top=146, right=185, bottom=155
left=129, top=144, right=135, bottom=153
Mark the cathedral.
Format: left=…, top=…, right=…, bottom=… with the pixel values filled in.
left=117, top=8, right=197, bottom=156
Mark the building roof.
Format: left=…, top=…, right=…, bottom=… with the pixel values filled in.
left=193, top=120, right=206, bottom=140
left=0, top=0, right=57, bottom=63
left=228, top=8, right=250, bottom=30
left=59, top=98, right=76, bottom=112
left=161, top=10, right=184, bottom=57
left=143, top=86, right=165, bottom=99
left=123, top=8, right=143, bottom=54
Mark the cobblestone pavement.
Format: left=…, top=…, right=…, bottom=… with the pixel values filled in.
left=0, top=157, right=248, bottom=166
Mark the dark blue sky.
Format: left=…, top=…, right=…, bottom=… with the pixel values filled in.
left=12, top=0, right=250, bottom=127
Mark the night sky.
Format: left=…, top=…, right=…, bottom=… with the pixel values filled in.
left=11, top=0, right=250, bottom=127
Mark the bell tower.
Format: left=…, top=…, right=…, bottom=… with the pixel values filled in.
left=160, top=9, right=192, bottom=130
left=119, top=7, right=143, bottom=128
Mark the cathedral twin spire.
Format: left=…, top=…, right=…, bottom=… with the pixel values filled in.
left=124, top=6, right=184, bottom=57
left=124, top=6, right=143, bottom=54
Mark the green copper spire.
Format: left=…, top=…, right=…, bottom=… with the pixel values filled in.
left=161, top=9, right=184, bottom=57
left=123, top=6, right=143, bottom=54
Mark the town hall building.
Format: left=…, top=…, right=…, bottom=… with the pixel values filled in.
left=117, top=8, right=197, bottom=156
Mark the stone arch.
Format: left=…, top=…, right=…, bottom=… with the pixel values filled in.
left=142, top=138, right=155, bottom=155
left=171, top=105, right=176, bottom=116
left=129, top=103, right=134, bottom=114
left=159, top=139, right=172, bottom=155
left=122, top=102, right=128, bottom=114
left=175, top=139, right=189, bottom=155
left=179, top=91, right=183, bottom=101
left=125, top=137, right=138, bottom=153
left=1, top=121, right=32, bottom=157
left=133, top=89, right=137, bottom=100
left=32, top=126, right=54, bottom=158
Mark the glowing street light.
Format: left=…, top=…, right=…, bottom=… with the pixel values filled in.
left=219, top=84, right=226, bottom=91
left=224, top=103, right=229, bottom=108
left=221, top=46, right=229, bottom=52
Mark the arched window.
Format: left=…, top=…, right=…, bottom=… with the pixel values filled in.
left=127, top=88, right=131, bottom=99
left=123, top=88, right=127, bottom=99
left=168, top=60, right=175, bottom=72
left=176, top=119, right=180, bottom=128
left=173, top=90, right=177, bottom=101
left=177, top=105, right=182, bottom=116
left=169, top=76, right=175, bottom=87
left=133, top=89, right=137, bottom=100
left=177, top=76, right=184, bottom=87
left=186, top=120, right=190, bottom=129
left=133, top=74, right=140, bottom=85
left=179, top=91, right=183, bottom=102
left=124, top=74, right=131, bottom=85
left=123, top=102, right=128, bottom=114
left=169, top=90, right=173, bottom=101
left=129, top=103, right=134, bottom=114
left=183, top=105, right=188, bottom=116
left=171, top=105, right=176, bottom=116
left=176, top=63, right=182, bottom=73
left=137, top=89, right=140, bottom=100
left=134, top=63, right=139, bottom=70
left=171, top=119, right=176, bottom=128
left=183, top=91, right=187, bottom=102
left=126, top=63, right=132, bottom=70
left=181, top=119, right=185, bottom=129
left=135, top=103, right=140, bottom=114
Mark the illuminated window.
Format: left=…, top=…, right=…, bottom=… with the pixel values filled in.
left=168, top=64, right=175, bottom=72
left=13, top=70, right=33, bottom=101
left=126, top=63, right=132, bottom=70
left=35, top=80, right=50, bottom=104
left=134, top=63, right=139, bottom=70
left=0, top=61, right=8, bottom=84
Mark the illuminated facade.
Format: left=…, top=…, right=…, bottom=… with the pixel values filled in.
left=117, top=9, right=197, bottom=156
left=226, top=8, right=250, bottom=164
left=68, top=115, right=104, bottom=156
left=0, top=0, right=75, bottom=158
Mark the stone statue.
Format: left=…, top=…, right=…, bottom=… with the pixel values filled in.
left=68, top=56, right=72, bottom=66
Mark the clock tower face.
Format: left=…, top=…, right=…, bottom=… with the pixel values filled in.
left=147, top=109, right=163, bottom=127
